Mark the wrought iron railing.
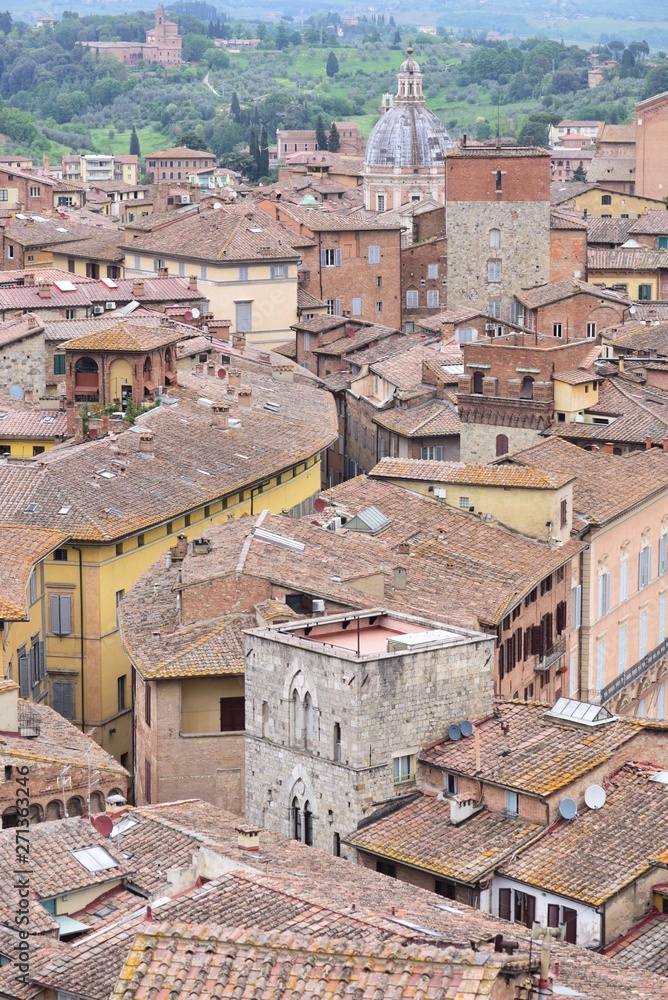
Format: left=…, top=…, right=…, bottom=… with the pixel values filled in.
left=600, top=635, right=668, bottom=704
left=535, top=636, right=567, bottom=672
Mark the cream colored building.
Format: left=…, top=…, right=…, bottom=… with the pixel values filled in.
left=122, top=205, right=302, bottom=348
left=368, top=458, right=574, bottom=545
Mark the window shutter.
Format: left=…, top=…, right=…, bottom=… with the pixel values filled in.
left=525, top=894, right=536, bottom=929
left=531, top=625, right=542, bottom=655
left=498, top=888, right=511, bottom=921
left=54, top=683, right=73, bottom=720
left=563, top=907, right=577, bottom=944
left=598, top=575, right=604, bottom=618
left=335, top=248, right=342, bottom=267
left=639, top=552, right=644, bottom=590
left=59, top=595, right=72, bottom=635
left=335, top=299, right=342, bottom=316
left=19, top=652, right=29, bottom=698
left=545, top=612, right=553, bottom=651
left=498, top=643, right=505, bottom=678
left=661, top=536, right=666, bottom=576
left=320, top=249, right=327, bottom=267
left=647, top=545, right=653, bottom=585
left=351, top=297, right=362, bottom=316
left=556, top=602, right=563, bottom=635
left=505, top=637, right=514, bottom=671
left=524, top=628, right=531, bottom=660
left=605, top=573, right=611, bottom=614
left=547, top=904, right=560, bottom=928
left=38, top=640, right=46, bottom=681
left=571, top=585, right=582, bottom=628
left=50, top=594, right=61, bottom=634
left=29, top=645, right=37, bottom=689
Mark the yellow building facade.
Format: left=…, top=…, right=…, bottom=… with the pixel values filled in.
left=564, top=187, right=667, bottom=219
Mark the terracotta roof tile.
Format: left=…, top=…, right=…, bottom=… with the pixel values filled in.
left=588, top=247, right=668, bottom=270
left=63, top=320, right=182, bottom=353
left=420, top=701, right=641, bottom=797
left=0, top=525, right=66, bottom=619
left=370, top=457, right=572, bottom=488
left=499, top=763, right=668, bottom=905
left=372, top=400, right=461, bottom=437
left=515, top=278, right=629, bottom=309
left=346, top=793, right=542, bottom=883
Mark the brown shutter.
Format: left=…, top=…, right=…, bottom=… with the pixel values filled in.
left=524, top=628, right=531, bottom=660
left=547, top=904, right=560, bottom=928
left=531, top=625, right=542, bottom=655
left=525, top=894, right=536, bottom=929
left=563, top=907, right=577, bottom=944
left=498, top=644, right=505, bottom=679
left=545, top=612, right=553, bottom=651
left=499, top=888, right=511, bottom=921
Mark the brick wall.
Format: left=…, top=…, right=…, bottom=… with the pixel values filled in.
left=401, top=237, right=447, bottom=326
left=635, top=93, right=668, bottom=201
left=550, top=228, right=587, bottom=282
left=534, top=295, right=625, bottom=339
left=298, top=228, right=402, bottom=329
left=0, top=753, right=125, bottom=823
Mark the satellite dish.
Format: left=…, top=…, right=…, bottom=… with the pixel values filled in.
left=313, top=497, right=326, bottom=512
left=217, top=368, right=227, bottom=379
left=584, top=784, right=606, bottom=810
left=91, top=813, right=113, bottom=838
left=191, top=307, right=200, bottom=319
left=460, top=720, right=473, bottom=738
left=448, top=724, right=461, bottom=741
left=558, top=798, right=577, bottom=821
left=183, top=310, right=193, bottom=321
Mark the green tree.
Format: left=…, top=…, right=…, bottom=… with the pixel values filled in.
left=475, top=119, right=493, bottom=141
left=249, top=126, right=260, bottom=180
left=328, top=121, right=340, bottom=152
left=259, top=125, right=269, bottom=176
left=572, top=166, right=587, bottom=182
left=315, top=114, right=328, bottom=152
left=205, top=47, right=230, bottom=69
left=129, top=126, right=141, bottom=158
left=230, top=91, right=242, bottom=123
left=392, top=29, right=401, bottom=45
left=326, top=50, right=339, bottom=77
left=178, top=129, right=206, bottom=150
left=644, top=63, right=668, bottom=99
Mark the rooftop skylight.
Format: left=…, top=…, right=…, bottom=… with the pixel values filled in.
left=71, top=846, right=119, bottom=873
left=546, top=697, right=615, bottom=727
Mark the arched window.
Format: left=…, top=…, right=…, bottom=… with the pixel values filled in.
left=75, top=356, right=98, bottom=373
left=472, top=371, right=484, bottom=394
left=496, top=434, right=509, bottom=457
left=291, top=689, right=302, bottom=745
left=303, top=692, right=313, bottom=747
left=520, top=376, right=534, bottom=400
left=292, top=796, right=302, bottom=841
left=46, top=799, right=64, bottom=821
left=489, top=228, right=500, bottom=249
left=164, top=346, right=173, bottom=371
left=143, top=356, right=152, bottom=378
left=303, top=801, right=313, bottom=846
left=90, top=791, right=105, bottom=814
left=2, top=807, right=17, bottom=829
left=29, top=804, right=43, bottom=825
left=67, top=796, right=84, bottom=817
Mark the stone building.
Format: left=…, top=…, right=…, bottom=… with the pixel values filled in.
left=245, top=609, right=494, bottom=856
left=362, top=49, right=453, bottom=212
left=401, top=232, right=447, bottom=328
left=276, top=123, right=365, bottom=162
left=81, top=6, right=182, bottom=66
left=445, top=145, right=552, bottom=321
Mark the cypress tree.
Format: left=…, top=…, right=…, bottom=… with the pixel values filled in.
left=129, top=126, right=141, bottom=158
left=249, top=127, right=260, bottom=180
left=328, top=121, right=340, bottom=152
left=230, top=91, right=242, bottom=123
left=315, top=115, right=328, bottom=152
left=259, top=125, right=269, bottom=176
left=326, top=50, right=339, bottom=77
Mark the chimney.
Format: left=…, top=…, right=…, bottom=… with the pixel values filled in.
left=0, top=681, right=19, bottom=734
left=171, top=534, right=188, bottom=561
left=211, top=402, right=230, bottom=429
left=37, top=282, right=51, bottom=299
left=237, top=387, right=252, bottom=408
left=42, top=154, right=50, bottom=173
left=646, top=436, right=653, bottom=450
left=590, top=444, right=600, bottom=453
left=663, top=439, right=668, bottom=453
left=24, top=273, right=35, bottom=287
left=272, top=364, right=294, bottom=384
left=449, top=793, right=480, bottom=825
left=207, top=319, right=231, bottom=337
left=157, top=266, right=169, bottom=277
left=396, top=541, right=410, bottom=555
left=188, top=275, right=198, bottom=291
left=235, top=824, right=261, bottom=852
left=132, top=278, right=144, bottom=298
left=191, top=537, right=211, bottom=556
left=232, top=331, right=246, bottom=351
left=138, top=428, right=154, bottom=458
left=618, top=356, right=625, bottom=372
left=604, top=442, right=614, bottom=455
left=393, top=567, right=407, bottom=591
left=207, top=362, right=216, bottom=376
left=462, top=133, right=467, bottom=147
left=228, top=368, right=241, bottom=388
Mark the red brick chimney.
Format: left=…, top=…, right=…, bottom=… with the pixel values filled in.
left=132, top=278, right=144, bottom=298
left=228, top=368, right=241, bottom=388
left=171, top=534, right=188, bottom=561
left=157, top=266, right=168, bottom=277
left=211, top=402, right=230, bottom=429
left=138, top=429, right=154, bottom=458
left=663, top=439, right=668, bottom=453
left=646, top=436, right=653, bottom=450
left=24, top=273, right=35, bottom=287
left=188, top=275, right=198, bottom=291
left=232, top=331, right=246, bottom=351
left=37, top=282, right=51, bottom=299
left=237, top=387, right=252, bottom=408
left=604, top=442, right=614, bottom=454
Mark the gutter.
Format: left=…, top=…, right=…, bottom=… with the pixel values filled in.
left=72, top=546, right=86, bottom=732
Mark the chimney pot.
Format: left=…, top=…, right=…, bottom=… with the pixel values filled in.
left=604, top=442, right=614, bottom=455
left=157, top=266, right=168, bottom=277
left=235, top=824, right=261, bottom=851
left=171, top=534, right=188, bottom=561
left=663, top=439, right=668, bottom=453
left=228, top=368, right=242, bottom=388
left=237, top=387, right=252, bottom=408
left=646, top=435, right=653, bottom=450
left=590, top=444, right=600, bottom=453
left=132, top=279, right=144, bottom=298
left=211, top=402, right=230, bottom=429
left=37, top=282, right=51, bottom=299
left=24, top=273, right=35, bottom=287
left=138, top=429, right=154, bottom=458
left=232, top=331, right=246, bottom=351
left=188, top=275, right=198, bottom=291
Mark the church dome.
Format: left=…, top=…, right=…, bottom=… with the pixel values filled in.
left=364, top=47, right=453, bottom=169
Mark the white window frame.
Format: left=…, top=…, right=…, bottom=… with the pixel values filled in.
left=368, top=245, right=380, bottom=264
left=351, top=297, right=362, bottom=316
left=487, top=260, right=501, bottom=283
left=426, top=289, right=440, bottom=308
left=427, top=263, right=438, bottom=279
left=406, top=289, right=419, bottom=308
left=392, top=753, right=415, bottom=785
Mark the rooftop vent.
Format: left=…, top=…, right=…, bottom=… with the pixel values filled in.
left=192, top=537, right=211, bottom=556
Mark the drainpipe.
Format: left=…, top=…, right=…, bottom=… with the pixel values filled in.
left=72, top=547, right=86, bottom=731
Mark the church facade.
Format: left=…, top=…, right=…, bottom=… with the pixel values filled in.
left=82, top=6, right=182, bottom=67
left=362, top=49, right=453, bottom=211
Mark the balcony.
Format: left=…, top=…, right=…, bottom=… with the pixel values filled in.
left=535, top=636, right=566, bottom=672
left=600, top=635, right=668, bottom=704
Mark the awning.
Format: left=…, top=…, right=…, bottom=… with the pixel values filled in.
left=56, top=914, right=90, bottom=939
